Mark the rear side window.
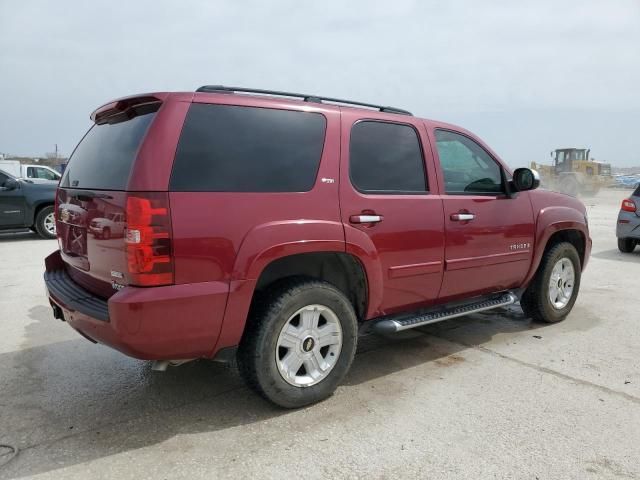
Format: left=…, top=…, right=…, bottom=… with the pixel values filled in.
left=170, top=104, right=326, bottom=192
left=349, top=121, right=427, bottom=193
left=61, top=107, right=157, bottom=190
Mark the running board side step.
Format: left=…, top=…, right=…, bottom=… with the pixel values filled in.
left=370, top=292, right=518, bottom=334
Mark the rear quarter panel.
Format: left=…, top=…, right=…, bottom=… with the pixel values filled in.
left=163, top=97, right=344, bottom=354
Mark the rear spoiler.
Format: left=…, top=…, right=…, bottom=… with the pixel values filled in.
left=90, top=94, right=165, bottom=125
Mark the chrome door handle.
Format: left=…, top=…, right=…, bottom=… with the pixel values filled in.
left=450, top=213, right=475, bottom=221
left=350, top=214, right=383, bottom=224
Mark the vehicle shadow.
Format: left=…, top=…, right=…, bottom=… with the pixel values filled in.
left=0, top=304, right=549, bottom=479
left=591, top=248, right=640, bottom=263
left=0, top=230, right=52, bottom=242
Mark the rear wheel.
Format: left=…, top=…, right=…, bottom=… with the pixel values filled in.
left=618, top=238, right=637, bottom=253
left=521, top=242, right=581, bottom=323
left=238, top=278, right=358, bottom=408
left=34, top=206, right=56, bottom=239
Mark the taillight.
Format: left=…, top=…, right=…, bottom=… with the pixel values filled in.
left=621, top=198, right=637, bottom=213
left=125, top=193, right=173, bottom=286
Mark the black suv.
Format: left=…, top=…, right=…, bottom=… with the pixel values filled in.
left=0, top=169, right=57, bottom=238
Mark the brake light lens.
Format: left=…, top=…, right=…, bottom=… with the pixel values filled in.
left=621, top=198, right=637, bottom=213
left=125, top=193, right=173, bottom=286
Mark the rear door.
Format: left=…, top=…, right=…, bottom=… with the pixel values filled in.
left=57, top=102, right=159, bottom=297
left=339, top=110, right=445, bottom=317
left=432, top=128, right=535, bottom=300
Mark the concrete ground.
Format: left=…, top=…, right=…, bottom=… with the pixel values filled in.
left=0, top=189, right=638, bottom=480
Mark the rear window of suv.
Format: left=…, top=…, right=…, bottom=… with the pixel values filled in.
left=170, top=104, right=326, bottom=192
left=61, top=107, right=158, bottom=190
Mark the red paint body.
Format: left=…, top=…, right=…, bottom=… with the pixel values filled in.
left=45, top=91, right=591, bottom=360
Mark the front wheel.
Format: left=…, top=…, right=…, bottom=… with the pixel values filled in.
left=521, top=242, right=581, bottom=323
left=560, top=177, right=579, bottom=197
left=238, top=279, right=358, bottom=408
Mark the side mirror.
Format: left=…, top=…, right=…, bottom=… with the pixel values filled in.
left=1, top=178, right=19, bottom=191
left=512, top=168, right=540, bottom=192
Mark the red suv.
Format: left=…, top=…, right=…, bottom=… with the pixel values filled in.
left=45, top=86, right=591, bottom=407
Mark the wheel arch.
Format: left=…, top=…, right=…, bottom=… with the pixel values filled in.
left=253, top=251, right=369, bottom=321
left=212, top=219, right=382, bottom=355
left=523, top=222, right=588, bottom=287
left=31, top=200, right=55, bottom=226
left=212, top=249, right=372, bottom=357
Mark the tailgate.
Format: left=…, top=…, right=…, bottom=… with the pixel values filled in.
left=57, top=188, right=129, bottom=297
left=56, top=100, right=160, bottom=297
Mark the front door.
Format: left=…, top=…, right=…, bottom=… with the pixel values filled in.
left=432, top=129, right=535, bottom=301
left=0, top=172, right=25, bottom=227
left=339, top=110, right=445, bottom=317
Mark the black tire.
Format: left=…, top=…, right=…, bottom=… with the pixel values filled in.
left=238, top=278, right=358, bottom=408
left=521, top=242, right=581, bottom=323
left=102, top=227, right=111, bottom=240
left=618, top=237, right=637, bottom=253
left=34, top=206, right=56, bottom=239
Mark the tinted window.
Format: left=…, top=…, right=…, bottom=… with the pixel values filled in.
left=435, top=130, right=504, bottom=194
left=170, top=104, right=326, bottom=192
left=349, top=121, right=426, bottom=193
left=61, top=108, right=157, bottom=190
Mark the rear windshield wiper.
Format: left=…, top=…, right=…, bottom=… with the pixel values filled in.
left=70, top=190, right=114, bottom=201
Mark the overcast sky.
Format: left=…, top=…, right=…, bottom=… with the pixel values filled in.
left=1, top=0, right=639, bottom=167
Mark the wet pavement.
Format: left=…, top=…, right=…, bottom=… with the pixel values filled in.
left=1, top=190, right=639, bottom=479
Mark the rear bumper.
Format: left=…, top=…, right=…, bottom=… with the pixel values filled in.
left=44, top=250, right=229, bottom=360
left=616, top=212, right=640, bottom=239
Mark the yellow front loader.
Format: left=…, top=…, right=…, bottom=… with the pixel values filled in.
left=531, top=148, right=612, bottom=196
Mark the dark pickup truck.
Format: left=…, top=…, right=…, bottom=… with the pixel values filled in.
left=0, top=169, right=57, bottom=239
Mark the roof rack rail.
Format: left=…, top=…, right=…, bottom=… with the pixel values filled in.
left=195, top=85, right=413, bottom=116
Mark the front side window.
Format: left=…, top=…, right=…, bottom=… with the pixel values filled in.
left=435, top=130, right=504, bottom=194
left=170, top=104, right=326, bottom=192
left=349, top=121, right=427, bottom=193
